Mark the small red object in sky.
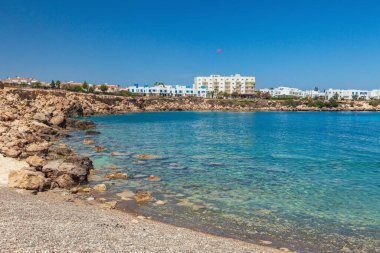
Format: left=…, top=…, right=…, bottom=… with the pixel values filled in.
left=217, top=49, right=222, bottom=53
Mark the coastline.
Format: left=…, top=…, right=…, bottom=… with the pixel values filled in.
left=1, top=88, right=378, bottom=252
left=0, top=185, right=282, bottom=253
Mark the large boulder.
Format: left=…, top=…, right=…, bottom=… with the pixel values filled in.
left=25, top=142, right=50, bottom=155
left=8, top=169, right=46, bottom=190
left=42, top=156, right=93, bottom=184
left=55, top=174, right=75, bottom=189
left=66, top=119, right=95, bottom=130
left=49, top=115, right=66, bottom=127
left=4, top=148, right=21, bottom=158
left=26, top=155, right=46, bottom=168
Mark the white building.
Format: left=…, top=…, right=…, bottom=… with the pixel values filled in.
left=194, top=74, right=255, bottom=98
left=2, top=76, right=39, bottom=86
left=302, top=90, right=325, bottom=99
left=259, top=87, right=303, bottom=97
left=370, top=90, right=380, bottom=99
left=126, top=84, right=195, bottom=97
left=325, top=89, right=371, bottom=100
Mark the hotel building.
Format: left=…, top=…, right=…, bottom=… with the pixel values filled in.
left=194, top=74, right=256, bottom=98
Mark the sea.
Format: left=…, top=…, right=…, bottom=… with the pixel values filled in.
left=63, top=112, right=380, bottom=252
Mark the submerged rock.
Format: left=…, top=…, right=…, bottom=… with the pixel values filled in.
left=93, top=146, right=106, bottom=152
left=85, top=130, right=101, bottom=136
left=104, top=173, right=128, bottom=180
left=83, top=138, right=95, bottom=145
left=134, top=190, right=153, bottom=203
left=147, top=175, right=161, bottom=181
left=135, top=154, right=161, bottom=160
left=116, top=190, right=135, bottom=200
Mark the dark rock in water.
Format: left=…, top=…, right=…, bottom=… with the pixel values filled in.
left=64, top=156, right=94, bottom=172
left=66, top=119, right=96, bottom=130
left=49, top=144, right=74, bottom=157
left=85, top=130, right=101, bottom=136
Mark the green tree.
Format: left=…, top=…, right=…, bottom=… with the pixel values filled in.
left=352, top=94, right=358, bottom=100
left=82, top=81, right=89, bottom=92
left=100, top=84, right=108, bottom=93
left=50, top=80, right=56, bottom=89
left=56, top=80, right=61, bottom=89
left=88, top=86, right=95, bottom=93
left=33, top=81, right=41, bottom=88
left=332, top=92, right=339, bottom=100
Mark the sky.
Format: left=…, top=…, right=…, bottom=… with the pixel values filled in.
left=1, top=0, right=380, bottom=89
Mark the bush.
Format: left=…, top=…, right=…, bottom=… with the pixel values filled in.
left=284, top=99, right=300, bottom=108
left=369, top=100, right=380, bottom=107
left=118, top=90, right=134, bottom=97
left=66, top=86, right=84, bottom=92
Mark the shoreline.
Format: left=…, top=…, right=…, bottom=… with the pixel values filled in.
left=1, top=88, right=376, bottom=252
left=0, top=185, right=283, bottom=253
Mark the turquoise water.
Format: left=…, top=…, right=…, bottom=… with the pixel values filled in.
left=65, top=112, right=380, bottom=252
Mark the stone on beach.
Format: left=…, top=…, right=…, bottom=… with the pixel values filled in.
left=93, top=184, right=107, bottom=192
left=55, top=174, right=76, bottom=189
left=8, top=169, right=46, bottom=190
left=4, top=148, right=21, bottom=158
left=26, top=155, right=46, bottom=168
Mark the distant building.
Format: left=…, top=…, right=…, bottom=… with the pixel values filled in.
left=259, top=87, right=303, bottom=97
left=125, top=84, right=195, bottom=97
left=370, top=90, right=380, bottom=99
left=2, top=76, right=39, bottom=86
left=94, top=84, right=120, bottom=93
left=325, top=89, right=371, bottom=100
left=194, top=74, right=255, bottom=98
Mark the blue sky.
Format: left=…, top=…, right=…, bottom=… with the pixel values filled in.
left=1, top=0, right=380, bottom=89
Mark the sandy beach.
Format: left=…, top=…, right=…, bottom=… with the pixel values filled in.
left=0, top=185, right=281, bottom=253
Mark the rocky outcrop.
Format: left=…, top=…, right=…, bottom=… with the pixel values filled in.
left=1, top=88, right=379, bottom=192
left=8, top=169, right=47, bottom=190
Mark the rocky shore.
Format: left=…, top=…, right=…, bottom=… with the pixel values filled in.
left=1, top=87, right=379, bottom=192
left=0, top=87, right=377, bottom=252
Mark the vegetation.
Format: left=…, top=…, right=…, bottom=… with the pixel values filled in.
left=82, top=81, right=89, bottom=92
left=284, top=99, right=301, bottom=108
left=50, top=80, right=56, bottom=89
left=56, top=80, right=61, bottom=89
left=100, top=84, right=108, bottom=93
left=369, top=99, right=380, bottom=107
left=66, top=85, right=84, bottom=92
left=118, top=90, right=134, bottom=97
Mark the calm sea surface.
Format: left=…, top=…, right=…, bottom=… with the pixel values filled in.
left=64, top=112, right=380, bottom=252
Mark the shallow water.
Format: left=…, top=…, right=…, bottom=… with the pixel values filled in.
left=64, top=112, right=380, bottom=252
